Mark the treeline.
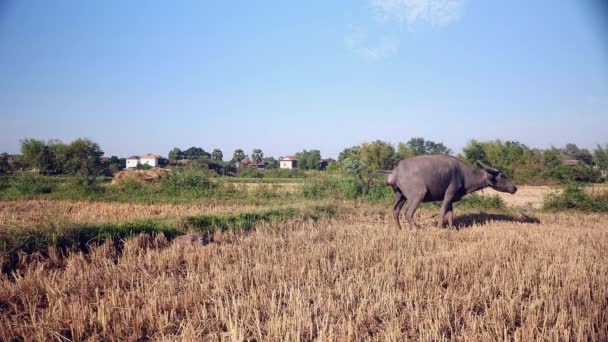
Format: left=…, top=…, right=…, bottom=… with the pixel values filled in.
left=165, top=146, right=333, bottom=174
left=462, top=141, right=607, bottom=183
left=0, top=139, right=123, bottom=177
left=332, top=138, right=607, bottom=184
left=2, top=137, right=607, bottom=184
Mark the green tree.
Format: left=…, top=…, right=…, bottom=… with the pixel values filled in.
left=232, top=149, right=246, bottom=162
left=594, top=145, right=608, bottom=171
left=359, top=140, right=396, bottom=170
left=264, top=157, right=279, bottom=169
left=401, top=137, right=452, bottom=156
left=542, top=147, right=563, bottom=168
left=211, top=149, right=223, bottom=162
left=251, top=148, right=264, bottom=163
left=0, top=153, right=9, bottom=174
left=184, top=147, right=210, bottom=160
left=575, top=149, right=594, bottom=166
left=63, top=139, right=104, bottom=176
left=48, top=140, right=67, bottom=174
left=463, top=140, right=488, bottom=165
left=168, top=147, right=185, bottom=161
left=562, top=143, right=580, bottom=157
left=338, top=146, right=360, bottom=162
left=296, top=150, right=322, bottom=170
left=20, top=138, right=54, bottom=173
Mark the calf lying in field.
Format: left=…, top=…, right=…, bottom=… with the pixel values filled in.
left=366, top=155, right=517, bottom=229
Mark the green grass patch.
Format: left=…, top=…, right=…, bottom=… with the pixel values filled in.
left=180, top=205, right=338, bottom=232
left=543, top=187, right=608, bottom=212
left=0, top=220, right=180, bottom=273
left=0, top=204, right=341, bottom=273
left=455, top=193, right=507, bottom=211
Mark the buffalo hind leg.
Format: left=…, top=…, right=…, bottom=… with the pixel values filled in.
left=438, top=195, right=455, bottom=228
left=392, top=191, right=406, bottom=230
left=445, top=203, right=454, bottom=228
left=404, top=194, right=423, bottom=230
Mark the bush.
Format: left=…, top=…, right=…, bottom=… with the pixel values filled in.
left=263, top=169, right=307, bottom=178
left=10, top=173, right=54, bottom=195
left=159, top=170, right=215, bottom=195
left=301, top=177, right=364, bottom=200
left=236, top=167, right=264, bottom=178
left=456, top=193, right=506, bottom=210
left=0, top=177, right=10, bottom=191
left=543, top=187, right=608, bottom=212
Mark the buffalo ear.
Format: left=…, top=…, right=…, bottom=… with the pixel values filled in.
left=477, top=160, right=500, bottom=175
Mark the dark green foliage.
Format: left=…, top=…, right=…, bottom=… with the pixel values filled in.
left=594, top=145, right=608, bottom=173
left=135, top=163, right=152, bottom=170
left=544, top=165, right=602, bottom=183
left=0, top=153, right=10, bottom=175
left=359, top=140, right=397, bottom=170
left=296, top=150, right=322, bottom=170
left=543, top=187, right=608, bottom=212
left=542, top=147, right=563, bottom=168
left=160, top=169, right=214, bottom=193
left=399, top=137, right=452, bottom=157
left=338, top=146, right=360, bottom=162
left=62, top=139, right=104, bottom=176
left=263, top=168, right=306, bottom=178
left=182, top=208, right=300, bottom=232
left=455, top=193, right=506, bottom=210
left=103, top=156, right=125, bottom=175
left=251, top=148, right=264, bottom=163
left=237, top=166, right=265, bottom=178
left=10, top=173, right=54, bottom=194
left=232, top=149, right=246, bottom=162
left=184, top=147, right=211, bottom=160
left=301, top=177, right=374, bottom=200
left=0, top=221, right=180, bottom=273
left=263, top=157, right=279, bottom=169
left=20, top=138, right=52, bottom=173
left=562, top=143, right=593, bottom=166
left=168, top=147, right=185, bottom=161
left=211, top=149, right=223, bottom=162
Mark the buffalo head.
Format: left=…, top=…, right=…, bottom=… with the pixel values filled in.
left=478, top=161, right=517, bottom=194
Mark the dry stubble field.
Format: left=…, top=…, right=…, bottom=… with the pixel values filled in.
left=1, top=188, right=608, bottom=340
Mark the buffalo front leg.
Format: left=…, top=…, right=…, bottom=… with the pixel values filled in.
left=392, top=191, right=406, bottom=230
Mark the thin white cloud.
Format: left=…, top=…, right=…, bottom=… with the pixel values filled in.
left=371, top=0, right=466, bottom=27
left=346, top=0, right=466, bottom=59
left=345, top=29, right=400, bottom=60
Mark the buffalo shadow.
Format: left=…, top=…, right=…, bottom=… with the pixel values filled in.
left=451, top=212, right=541, bottom=229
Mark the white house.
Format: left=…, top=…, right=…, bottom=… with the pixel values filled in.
left=140, top=154, right=163, bottom=167
left=279, top=156, right=298, bottom=169
left=126, top=154, right=164, bottom=169
left=126, top=156, right=140, bottom=169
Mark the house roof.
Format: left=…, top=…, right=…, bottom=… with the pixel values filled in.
left=562, top=159, right=578, bottom=166
left=280, top=156, right=298, bottom=161
left=141, top=154, right=163, bottom=159
left=127, top=156, right=140, bottom=160
left=242, top=160, right=267, bottom=166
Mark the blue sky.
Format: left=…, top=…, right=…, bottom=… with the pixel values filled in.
left=1, top=0, right=607, bottom=159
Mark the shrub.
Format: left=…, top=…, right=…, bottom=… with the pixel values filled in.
left=543, top=187, right=608, bottom=212
left=301, top=177, right=364, bottom=200
left=160, top=170, right=214, bottom=194
left=456, top=193, right=506, bottom=210
left=10, top=173, right=54, bottom=195
left=264, top=169, right=307, bottom=178
left=236, top=167, right=264, bottom=178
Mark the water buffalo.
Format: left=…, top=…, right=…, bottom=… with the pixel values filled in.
left=365, top=155, right=517, bottom=229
